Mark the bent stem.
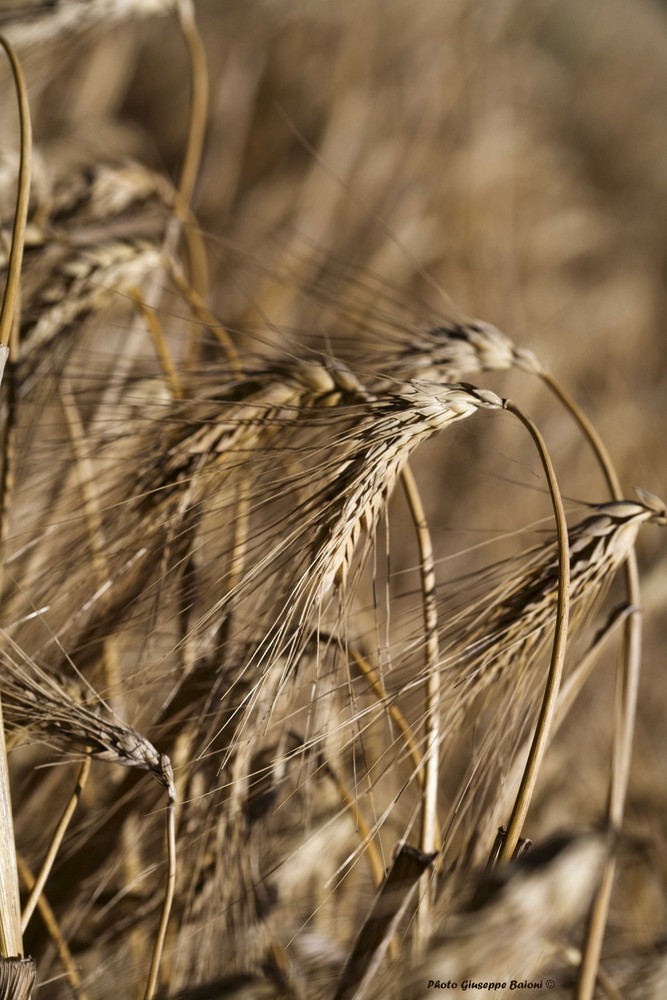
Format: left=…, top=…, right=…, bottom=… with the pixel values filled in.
left=174, top=0, right=212, bottom=362
left=492, top=605, right=633, bottom=853
left=541, top=372, right=642, bottom=1000
left=0, top=29, right=32, bottom=552
left=497, top=401, right=570, bottom=863
left=176, top=0, right=209, bottom=209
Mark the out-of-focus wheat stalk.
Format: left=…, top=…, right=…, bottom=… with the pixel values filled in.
left=0, top=32, right=32, bottom=998
left=0, top=1, right=180, bottom=46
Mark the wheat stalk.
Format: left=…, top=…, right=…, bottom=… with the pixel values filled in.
left=0, top=33, right=32, bottom=988
left=384, top=317, right=656, bottom=990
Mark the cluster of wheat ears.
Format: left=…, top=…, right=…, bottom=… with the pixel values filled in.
left=0, top=2, right=664, bottom=999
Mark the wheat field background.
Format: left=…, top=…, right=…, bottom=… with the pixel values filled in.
left=0, top=1, right=665, bottom=998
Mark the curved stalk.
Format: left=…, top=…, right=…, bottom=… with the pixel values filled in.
left=176, top=0, right=209, bottom=209
left=0, top=35, right=31, bottom=352
left=498, top=401, right=570, bottom=862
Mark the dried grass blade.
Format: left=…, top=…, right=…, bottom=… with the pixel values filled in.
left=333, top=843, right=436, bottom=1000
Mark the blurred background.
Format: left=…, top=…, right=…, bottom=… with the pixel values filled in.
left=0, top=0, right=666, bottom=995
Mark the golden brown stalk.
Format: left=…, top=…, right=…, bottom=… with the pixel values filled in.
left=142, top=779, right=176, bottom=1000
left=401, top=462, right=440, bottom=939
left=350, top=646, right=425, bottom=788
left=175, top=0, right=209, bottom=210
left=130, top=289, right=184, bottom=400
left=0, top=698, right=21, bottom=959
left=0, top=35, right=30, bottom=353
left=497, top=402, right=570, bottom=862
left=0, top=32, right=31, bottom=972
